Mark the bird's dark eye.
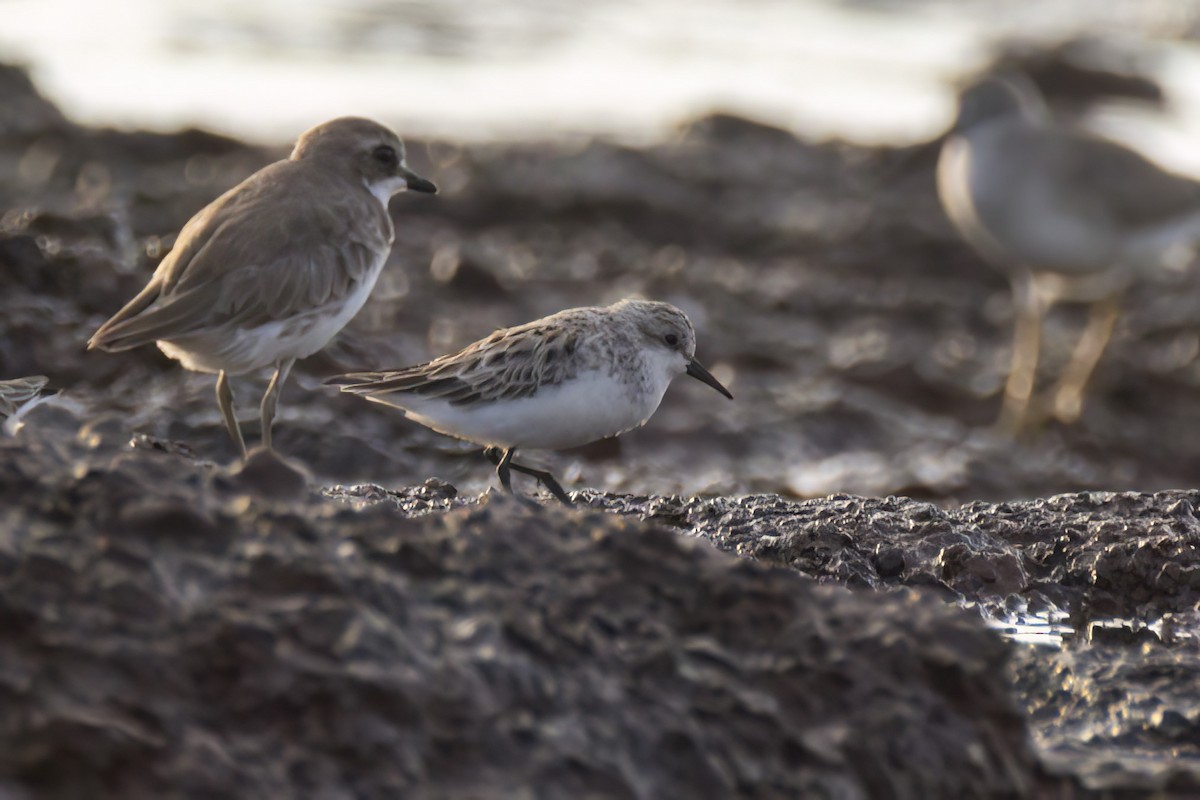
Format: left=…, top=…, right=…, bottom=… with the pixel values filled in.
left=664, top=333, right=679, bottom=347
left=372, top=145, right=397, bottom=166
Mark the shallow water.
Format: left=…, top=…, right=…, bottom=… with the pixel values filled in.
left=983, top=605, right=1074, bottom=648
left=8, top=0, right=1200, bottom=171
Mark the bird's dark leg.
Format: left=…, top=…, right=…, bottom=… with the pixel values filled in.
left=507, top=460, right=574, bottom=506
left=485, top=447, right=573, bottom=506
left=259, top=357, right=295, bottom=451
left=216, top=370, right=247, bottom=458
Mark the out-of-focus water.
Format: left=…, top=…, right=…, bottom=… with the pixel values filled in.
left=7, top=0, right=1200, bottom=167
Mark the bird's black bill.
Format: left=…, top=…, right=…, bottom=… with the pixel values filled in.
left=686, top=359, right=732, bottom=399
left=402, top=167, right=438, bottom=194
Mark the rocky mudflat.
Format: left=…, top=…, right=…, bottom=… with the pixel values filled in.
left=1, top=413, right=1040, bottom=799
left=2, top=62, right=1200, bottom=797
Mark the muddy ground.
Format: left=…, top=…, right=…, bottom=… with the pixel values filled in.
left=2, top=61, right=1200, bottom=796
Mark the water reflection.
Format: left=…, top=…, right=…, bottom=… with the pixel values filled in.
left=980, top=604, right=1074, bottom=648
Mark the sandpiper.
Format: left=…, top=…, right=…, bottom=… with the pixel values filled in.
left=326, top=299, right=733, bottom=505
left=937, top=74, right=1200, bottom=430
left=88, top=117, right=436, bottom=456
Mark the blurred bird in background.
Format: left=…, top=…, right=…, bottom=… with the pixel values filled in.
left=937, top=73, right=1200, bottom=431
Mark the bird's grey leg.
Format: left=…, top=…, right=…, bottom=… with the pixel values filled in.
left=507, top=460, right=574, bottom=506
left=216, top=370, right=247, bottom=458
left=1052, top=294, right=1121, bottom=424
left=259, top=358, right=295, bottom=451
left=998, top=271, right=1047, bottom=433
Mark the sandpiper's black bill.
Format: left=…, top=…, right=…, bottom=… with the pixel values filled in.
left=686, top=359, right=733, bottom=399
left=402, top=167, right=438, bottom=194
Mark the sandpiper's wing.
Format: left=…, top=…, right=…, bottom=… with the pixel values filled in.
left=0, top=375, right=49, bottom=418
left=943, top=119, right=1200, bottom=275
left=88, top=161, right=390, bottom=352
left=329, top=313, right=585, bottom=407
left=960, top=123, right=1200, bottom=234
left=1043, top=129, right=1200, bottom=230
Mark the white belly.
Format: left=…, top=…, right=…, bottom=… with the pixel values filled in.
left=379, top=369, right=672, bottom=451
left=158, top=258, right=385, bottom=375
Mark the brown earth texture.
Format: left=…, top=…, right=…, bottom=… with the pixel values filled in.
left=2, top=61, right=1200, bottom=798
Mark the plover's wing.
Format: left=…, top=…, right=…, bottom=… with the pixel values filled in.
left=87, top=268, right=169, bottom=351
left=330, top=318, right=584, bottom=407
left=89, top=163, right=388, bottom=351
left=0, top=375, right=49, bottom=418
left=87, top=270, right=215, bottom=351
left=88, top=169, right=274, bottom=351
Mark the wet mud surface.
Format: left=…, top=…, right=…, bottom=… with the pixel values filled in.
left=3, top=63, right=1200, bottom=796
left=2, top=417, right=1038, bottom=799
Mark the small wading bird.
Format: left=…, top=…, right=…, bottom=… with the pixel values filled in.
left=327, top=299, right=733, bottom=505
left=937, top=74, right=1200, bottom=430
left=88, top=117, right=437, bottom=456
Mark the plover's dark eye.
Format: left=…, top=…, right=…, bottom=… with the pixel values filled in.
left=372, top=145, right=397, bottom=166
left=664, top=333, right=679, bottom=346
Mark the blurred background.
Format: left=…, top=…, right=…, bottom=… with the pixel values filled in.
left=6, top=0, right=1200, bottom=161
left=7, top=0, right=1200, bottom=501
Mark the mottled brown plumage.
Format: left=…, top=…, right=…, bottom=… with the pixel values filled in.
left=334, top=316, right=586, bottom=406
left=88, top=116, right=437, bottom=455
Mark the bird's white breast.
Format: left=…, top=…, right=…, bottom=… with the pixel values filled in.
left=937, top=132, right=1014, bottom=266
left=387, top=366, right=676, bottom=451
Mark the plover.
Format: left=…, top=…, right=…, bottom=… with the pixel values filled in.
left=937, top=74, right=1200, bottom=429
left=88, top=116, right=437, bottom=455
left=326, top=299, right=732, bottom=504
